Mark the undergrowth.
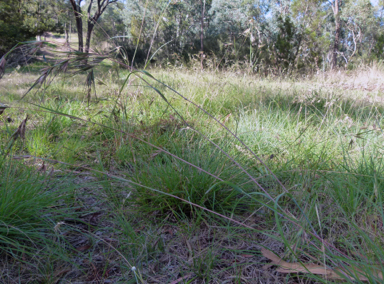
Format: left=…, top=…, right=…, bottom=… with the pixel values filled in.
left=1, top=45, right=384, bottom=282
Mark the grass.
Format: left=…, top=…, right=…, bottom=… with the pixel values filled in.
left=1, top=51, right=384, bottom=282
left=0, top=155, right=80, bottom=283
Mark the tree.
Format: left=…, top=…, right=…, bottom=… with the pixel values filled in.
left=74, top=0, right=382, bottom=71
left=329, top=0, right=341, bottom=69
left=69, top=0, right=118, bottom=53
left=57, top=1, right=76, bottom=46
left=200, top=0, right=206, bottom=69
left=274, top=16, right=302, bottom=71
left=23, top=0, right=63, bottom=41
left=291, top=0, right=330, bottom=71
left=342, top=0, right=377, bottom=63
left=69, top=0, right=84, bottom=51
left=208, top=0, right=259, bottom=68
left=120, top=0, right=202, bottom=65
left=0, top=0, right=34, bottom=57
left=92, top=2, right=125, bottom=44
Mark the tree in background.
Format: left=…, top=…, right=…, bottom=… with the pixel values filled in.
left=58, top=1, right=76, bottom=46
left=342, top=0, right=378, bottom=64
left=22, top=0, right=63, bottom=41
left=69, top=0, right=118, bottom=53
left=208, top=0, right=256, bottom=67
left=92, top=2, right=125, bottom=46
left=0, top=0, right=66, bottom=57
left=291, top=0, right=329, bottom=71
left=199, top=0, right=206, bottom=69
left=0, top=0, right=34, bottom=57
left=2, top=0, right=384, bottom=72
left=328, top=0, right=342, bottom=69
left=120, top=0, right=195, bottom=65
left=274, top=16, right=302, bottom=71
left=69, top=0, right=84, bottom=51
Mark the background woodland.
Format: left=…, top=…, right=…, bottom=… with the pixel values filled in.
left=2, top=0, right=384, bottom=73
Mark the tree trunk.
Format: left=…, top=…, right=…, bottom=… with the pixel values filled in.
left=65, top=22, right=69, bottom=46
left=70, top=0, right=116, bottom=53
left=332, top=20, right=340, bottom=69
left=75, top=15, right=83, bottom=52
left=200, top=0, right=205, bottom=70
left=332, top=0, right=340, bottom=69
left=85, top=23, right=95, bottom=53
left=70, top=0, right=83, bottom=52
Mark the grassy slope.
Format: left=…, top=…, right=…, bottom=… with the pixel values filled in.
left=1, top=62, right=384, bottom=283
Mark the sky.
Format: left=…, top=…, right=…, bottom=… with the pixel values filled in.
left=371, top=0, right=379, bottom=6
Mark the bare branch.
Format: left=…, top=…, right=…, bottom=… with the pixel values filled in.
left=350, top=30, right=357, bottom=59
left=88, top=0, right=94, bottom=18
left=100, top=0, right=107, bottom=10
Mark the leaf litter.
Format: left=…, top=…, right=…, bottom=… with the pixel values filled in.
left=261, top=247, right=383, bottom=282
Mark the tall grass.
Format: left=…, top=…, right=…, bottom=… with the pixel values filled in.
left=2, top=40, right=384, bottom=282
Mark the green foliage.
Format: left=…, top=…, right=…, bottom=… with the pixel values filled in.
left=0, top=157, right=72, bottom=256
left=274, top=16, right=301, bottom=70
left=372, top=33, right=384, bottom=59
left=2, top=0, right=384, bottom=72
left=0, top=0, right=35, bottom=57
left=0, top=0, right=66, bottom=57
left=22, top=0, right=64, bottom=37
left=92, top=3, right=125, bottom=44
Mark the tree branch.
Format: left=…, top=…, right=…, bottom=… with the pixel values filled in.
left=88, top=0, right=94, bottom=19
left=98, top=0, right=103, bottom=12
left=100, top=0, right=107, bottom=10
left=69, top=0, right=81, bottom=15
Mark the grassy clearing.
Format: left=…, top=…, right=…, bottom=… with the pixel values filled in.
left=1, top=60, right=384, bottom=283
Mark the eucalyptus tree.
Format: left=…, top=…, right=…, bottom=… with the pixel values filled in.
left=120, top=0, right=169, bottom=64
left=69, top=0, right=118, bottom=52
left=327, top=0, right=342, bottom=68
left=92, top=2, right=125, bottom=44
left=320, top=0, right=377, bottom=67
left=121, top=0, right=158, bottom=45
left=120, top=0, right=212, bottom=65
left=208, top=0, right=252, bottom=52
left=291, top=0, right=329, bottom=70
left=115, top=0, right=381, bottom=70
left=58, top=1, right=76, bottom=45
left=199, top=0, right=206, bottom=69
left=209, top=0, right=270, bottom=68
left=183, top=0, right=213, bottom=69
left=341, top=0, right=377, bottom=63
